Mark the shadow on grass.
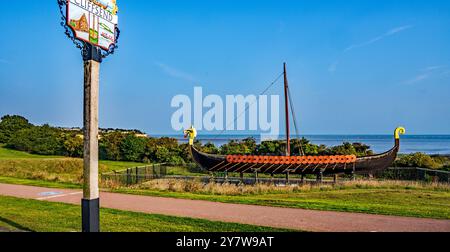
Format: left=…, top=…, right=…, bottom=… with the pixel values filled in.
left=0, top=216, right=34, bottom=232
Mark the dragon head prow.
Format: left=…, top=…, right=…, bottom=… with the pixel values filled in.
left=184, top=126, right=197, bottom=145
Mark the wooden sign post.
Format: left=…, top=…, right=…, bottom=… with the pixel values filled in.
left=82, top=45, right=101, bottom=232
left=58, top=0, right=120, bottom=232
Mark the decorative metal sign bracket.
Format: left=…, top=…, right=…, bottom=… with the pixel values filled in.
left=57, top=0, right=120, bottom=62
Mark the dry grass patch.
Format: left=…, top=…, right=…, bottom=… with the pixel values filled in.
left=124, top=179, right=450, bottom=196
left=0, top=158, right=109, bottom=184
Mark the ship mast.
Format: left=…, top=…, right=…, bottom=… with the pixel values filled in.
left=283, top=63, right=291, bottom=156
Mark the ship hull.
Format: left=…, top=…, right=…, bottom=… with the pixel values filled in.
left=190, top=141, right=399, bottom=175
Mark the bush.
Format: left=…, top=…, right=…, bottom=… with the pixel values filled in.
left=395, top=153, right=441, bottom=169
left=6, top=124, right=64, bottom=155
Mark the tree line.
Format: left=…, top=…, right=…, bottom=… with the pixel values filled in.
left=0, top=115, right=189, bottom=164
left=0, top=115, right=448, bottom=170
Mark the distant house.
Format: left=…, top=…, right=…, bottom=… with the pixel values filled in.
left=135, top=134, right=149, bottom=138
left=60, top=127, right=148, bottom=139
left=59, top=127, right=82, bottom=132
left=70, top=14, right=89, bottom=33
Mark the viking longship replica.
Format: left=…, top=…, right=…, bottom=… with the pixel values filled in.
left=184, top=63, right=405, bottom=178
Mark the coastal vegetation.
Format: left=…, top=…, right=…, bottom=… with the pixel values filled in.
left=1, top=114, right=449, bottom=170
left=395, top=153, right=450, bottom=170
left=1, top=143, right=449, bottom=220
left=0, top=196, right=288, bottom=232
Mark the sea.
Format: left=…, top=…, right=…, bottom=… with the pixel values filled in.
left=159, top=134, right=450, bottom=155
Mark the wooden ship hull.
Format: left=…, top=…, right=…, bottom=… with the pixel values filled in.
left=184, top=63, right=405, bottom=176
left=190, top=138, right=400, bottom=176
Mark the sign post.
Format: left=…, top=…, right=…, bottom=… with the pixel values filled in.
left=82, top=44, right=101, bottom=232
left=58, top=0, right=120, bottom=232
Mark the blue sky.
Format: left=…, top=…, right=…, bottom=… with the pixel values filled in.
left=0, top=0, right=449, bottom=135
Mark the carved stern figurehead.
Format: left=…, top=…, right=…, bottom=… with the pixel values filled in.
left=395, top=127, right=406, bottom=147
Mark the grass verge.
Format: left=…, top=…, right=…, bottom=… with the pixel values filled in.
left=2, top=176, right=449, bottom=220
left=0, top=176, right=81, bottom=189
left=110, top=179, right=450, bottom=220
left=1, top=176, right=449, bottom=220
left=0, top=196, right=291, bottom=232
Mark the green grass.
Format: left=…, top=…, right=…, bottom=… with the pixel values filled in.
left=0, top=196, right=290, bottom=232
left=165, top=165, right=208, bottom=176
left=0, top=146, right=145, bottom=184
left=0, top=145, right=59, bottom=159
left=99, top=160, right=146, bottom=172
left=0, top=176, right=81, bottom=189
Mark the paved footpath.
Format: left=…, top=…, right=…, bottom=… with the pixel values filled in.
left=1, top=183, right=449, bottom=232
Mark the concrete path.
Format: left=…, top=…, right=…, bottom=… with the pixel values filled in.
left=1, top=183, right=449, bottom=232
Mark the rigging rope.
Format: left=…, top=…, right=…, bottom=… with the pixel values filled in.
left=212, top=72, right=285, bottom=141
left=287, top=86, right=305, bottom=156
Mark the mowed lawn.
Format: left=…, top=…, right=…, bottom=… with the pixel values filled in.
left=0, top=196, right=289, bottom=232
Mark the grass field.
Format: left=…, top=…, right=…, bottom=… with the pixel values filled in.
left=0, top=145, right=144, bottom=184
left=0, top=146, right=58, bottom=159
left=0, top=196, right=289, bottom=232
left=0, top=176, right=81, bottom=189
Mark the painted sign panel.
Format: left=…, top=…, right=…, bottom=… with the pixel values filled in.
left=67, top=0, right=119, bottom=50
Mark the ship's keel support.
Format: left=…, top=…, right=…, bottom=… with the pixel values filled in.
left=317, top=171, right=324, bottom=183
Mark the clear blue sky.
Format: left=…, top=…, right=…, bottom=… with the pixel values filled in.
left=0, top=0, right=449, bottom=135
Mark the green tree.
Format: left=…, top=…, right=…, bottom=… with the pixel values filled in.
left=330, top=142, right=357, bottom=156
left=63, top=134, right=84, bottom=157
left=99, top=132, right=125, bottom=161
left=220, top=138, right=256, bottom=155
left=298, top=138, right=320, bottom=155
left=201, top=142, right=219, bottom=154
left=352, top=143, right=374, bottom=156
left=0, top=115, right=33, bottom=143
left=257, top=140, right=283, bottom=155
left=7, top=124, right=63, bottom=155
left=119, top=134, right=146, bottom=162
